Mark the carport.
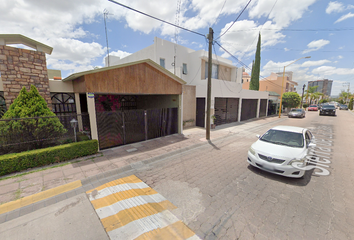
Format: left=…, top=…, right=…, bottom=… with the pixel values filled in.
left=63, top=59, right=185, bottom=149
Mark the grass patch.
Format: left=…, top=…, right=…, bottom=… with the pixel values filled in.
left=13, top=189, right=22, bottom=200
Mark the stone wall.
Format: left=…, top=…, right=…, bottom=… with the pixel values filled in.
left=0, top=45, right=52, bottom=109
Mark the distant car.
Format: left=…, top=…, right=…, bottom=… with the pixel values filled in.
left=319, top=105, right=336, bottom=116
left=288, top=108, right=305, bottom=118
left=308, top=105, right=318, bottom=111
left=247, top=125, right=316, bottom=178
left=339, top=104, right=348, bottom=110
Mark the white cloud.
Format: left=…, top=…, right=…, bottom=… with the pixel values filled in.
left=218, top=20, right=285, bottom=59
left=302, top=39, right=330, bottom=54
left=335, top=12, right=354, bottom=23
left=248, top=0, right=317, bottom=28
left=338, top=55, right=343, bottom=59
left=301, top=60, right=331, bottom=67
left=101, top=50, right=131, bottom=65
left=326, top=1, right=345, bottom=14
left=312, top=66, right=354, bottom=76
left=261, top=60, right=315, bottom=85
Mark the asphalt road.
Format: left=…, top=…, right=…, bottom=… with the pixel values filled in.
left=133, top=109, right=354, bottom=239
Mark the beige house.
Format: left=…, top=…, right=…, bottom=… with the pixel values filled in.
left=0, top=34, right=187, bottom=150
left=242, top=72, right=298, bottom=96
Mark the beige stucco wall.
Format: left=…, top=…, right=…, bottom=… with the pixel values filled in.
left=182, top=85, right=196, bottom=128
left=49, top=79, right=74, bottom=93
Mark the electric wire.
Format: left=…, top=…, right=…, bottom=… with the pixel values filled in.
left=215, top=41, right=286, bottom=90
left=108, top=0, right=205, bottom=37
left=215, top=0, right=252, bottom=40
left=211, top=0, right=227, bottom=28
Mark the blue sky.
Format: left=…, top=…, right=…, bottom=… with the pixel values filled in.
left=1, top=0, right=354, bottom=96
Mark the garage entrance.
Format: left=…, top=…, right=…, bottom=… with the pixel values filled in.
left=214, top=98, right=239, bottom=126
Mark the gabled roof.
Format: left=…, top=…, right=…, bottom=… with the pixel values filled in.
left=0, top=34, right=53, bottom=54
left=63, top=59, right=186, bottom=85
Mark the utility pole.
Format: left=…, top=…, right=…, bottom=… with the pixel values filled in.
left=300, top=84, right=306, bottom=108
left=343, top=82, right=350, bottom=104
left=206, top=27, right=213, bottom=140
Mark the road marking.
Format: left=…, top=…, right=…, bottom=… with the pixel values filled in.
left=0, top=180, right=82, bottom=215
left=87, top=175, right=201, bottom=240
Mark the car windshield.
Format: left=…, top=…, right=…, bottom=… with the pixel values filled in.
left=260, top=129, right=304, bottom=148
left=341, top=105, right=347, bottom=107
left=309, top=105, right=317, bottom=107
left=322, top=105, right=335, bottom=109
left=290, top=109, right=302, bottom=112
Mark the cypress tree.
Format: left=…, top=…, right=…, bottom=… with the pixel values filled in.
left=0, top=85, right=66, bottom=152
left=249, top=33, right=261, bottom=91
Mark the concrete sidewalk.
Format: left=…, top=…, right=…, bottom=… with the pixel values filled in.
left=0, top=115, right=285, bottom=224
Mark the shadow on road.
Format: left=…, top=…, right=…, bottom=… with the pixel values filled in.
left=247, top=165, right=315, bottom=186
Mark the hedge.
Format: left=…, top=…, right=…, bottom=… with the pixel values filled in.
left=0, top=140, right=98, bottom=177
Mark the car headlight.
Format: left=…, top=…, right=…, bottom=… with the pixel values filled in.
left=288, top=157, right=306, bottom=166
left=249, top=147, right=256, bottom=156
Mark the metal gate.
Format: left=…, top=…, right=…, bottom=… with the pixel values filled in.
left=259, top=99, right=267, bottom=117
left=214, top=98, right=239, bottom=126
left=96, top=108, right=178, bottom=149
left=241, top=99, right=258, bottom=121
left=196, top=98, right=205, bottom=127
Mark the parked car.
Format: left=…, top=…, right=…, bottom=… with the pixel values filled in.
left=319, top=105, right=336, bottom=116
left=339, top=104, right=348, bottom=110
left=308, top=105, right=318, bottom=111
left=247, top=125, right=316, bottom=178
left=288, top=108, right=305, bottom=118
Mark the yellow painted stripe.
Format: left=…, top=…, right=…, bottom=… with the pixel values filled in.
left=102, top=201, right=177, bottom=232
left=135, top=221, right=196, bottom=240
left=90, top=187, right=159, bottom=209
left=0, top=180, right=82, bottom=215
left=86, top=175, right=142, bottom=194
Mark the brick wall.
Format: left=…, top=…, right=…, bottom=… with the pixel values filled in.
left=0, top=45, right=52, bottom=109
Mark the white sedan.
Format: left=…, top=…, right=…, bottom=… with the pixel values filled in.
left=247, top=125, right=315, bottom=178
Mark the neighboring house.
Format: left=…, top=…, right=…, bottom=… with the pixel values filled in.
left=243, top=72, right=298, bottom=96
left=308, top=79, right=333, bottom=97
left=0, top=35, right=186, bottom=150
left=107, top=37, right=269, bottom=128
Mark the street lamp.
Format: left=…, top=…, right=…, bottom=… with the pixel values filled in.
left=278, top=56, right=311, bottom=118
left=70, top=118, right=78, bottom=142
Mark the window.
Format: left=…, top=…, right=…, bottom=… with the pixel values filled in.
left=205, top=62, right=219, bottom=79
left=182, top=63, right=187, bottom=75
left=160, top=58, right=165, bottom=68
left=242, top=79, right=244, bottom=83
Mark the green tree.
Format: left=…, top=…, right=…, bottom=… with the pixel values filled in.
left=0, top=85, right=67, bottom=152
left=282, top=92, right=301, bottom=109
left=305, top=86, right=318, bottom=104
left=249, top=33, right=261, bottom=91
left=349, top=97, right=353, bottom=110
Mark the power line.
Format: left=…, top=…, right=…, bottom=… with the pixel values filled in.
left=215, top=0, right=252, bottom=40
left=108, top=0, right=205, bottom=37
left=211, top=0, right=227, bottom=28
left=214, top=41, right=285, bottom=89
left=228, top=27, right=354, bottom=32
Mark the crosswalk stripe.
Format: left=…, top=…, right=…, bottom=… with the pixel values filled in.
left=101, top=201, right=176, bottom=232
left=86, top=175, right=143, bottom=194
left=107, top=210, right=179, bottom=240
left=134, top=220, right=196, bottom=240
left=95, top=193, right=174, bottom=219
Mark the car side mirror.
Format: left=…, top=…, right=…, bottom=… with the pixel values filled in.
left=256, top=134, right=260, bottom=139
left=307, top=143, right=316, bottom=148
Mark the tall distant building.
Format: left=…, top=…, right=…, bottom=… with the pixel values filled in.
left=308, top=79, right=333, bottom=96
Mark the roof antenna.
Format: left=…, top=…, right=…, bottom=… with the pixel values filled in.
left=104, top=9, right=112, bottom=67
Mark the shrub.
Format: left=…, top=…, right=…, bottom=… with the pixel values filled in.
left=282, top=92, right=301, bottom=108
left=0, top=140, right=98, bottom=176
left=0, top=85, right=67, bottom=152
left=349, top=98, right=353, bottom=110
left=303, top=103, right=309, bottom=109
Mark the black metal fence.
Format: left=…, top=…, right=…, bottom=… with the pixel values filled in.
left=0, top=113, right=91, bottom=155
left=96, top=108, right=178, bottom=149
